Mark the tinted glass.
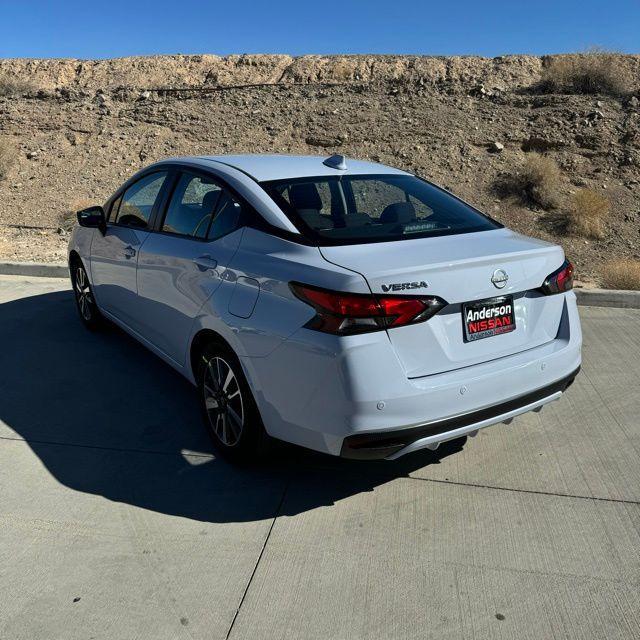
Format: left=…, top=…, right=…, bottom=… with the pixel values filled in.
left=163, top=173, right=222, bottom=238
left=115, top=172, right=168, bottom=228
left=260, top=174, right=501, bottom=245
left=207, top=190, right=242, bottom=240
left=108, top=195, right=122, bottom=222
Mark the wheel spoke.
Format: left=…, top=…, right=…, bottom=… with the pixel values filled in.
left=206, top=362, right=220, bottom=391
left=222, top=368, right=234, bottom=393
left=215, top=358, right=223, bottom=388
left=227, top=404, right=242, bottom=425
left=215, top=413, right=224, bottom=438
left=226, top=412, right=241, bottom=439
left=221, top=413, right=229, bottom=444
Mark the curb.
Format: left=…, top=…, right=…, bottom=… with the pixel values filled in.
left=0, top=261, right=68, bottom=279
left=0, top=261, right=638, bottom=309
left=575, top=288, right=640, bottom=310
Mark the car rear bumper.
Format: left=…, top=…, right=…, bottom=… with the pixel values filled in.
left=246, top=292, right=582, bottom=458
left=340, top=366, right=580, bottom=459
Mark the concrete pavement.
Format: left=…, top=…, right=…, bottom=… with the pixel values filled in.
left=0, top=275, right=639, bottom=639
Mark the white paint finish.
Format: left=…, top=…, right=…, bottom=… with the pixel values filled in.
left=135, top=228, right=243, bottom=364
left=321, top=228, right=568, bottom=376
left=202, top=153, right=410, bottom=181
left=228, top=276, right=260, bottom=319
left=88, top=225, right=149, bottom=328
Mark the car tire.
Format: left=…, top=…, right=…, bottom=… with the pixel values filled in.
left=197, top=340, right=268, bottom=463
left=71, top=258, right=103, bottom=330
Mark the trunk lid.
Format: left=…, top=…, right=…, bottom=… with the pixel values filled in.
left=320, top=229, right=567, bottom=377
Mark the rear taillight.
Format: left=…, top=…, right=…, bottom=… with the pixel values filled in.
left=290, top=282, right=447, bottom=335
left=539, top=259, right=574, bottom=295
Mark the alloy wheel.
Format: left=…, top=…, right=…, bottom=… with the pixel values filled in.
left=203, top=356, right=245, bottom=446
left=74, top=265, right=93, bottom=321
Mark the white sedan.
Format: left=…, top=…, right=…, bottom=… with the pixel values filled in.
left=68, top=154, right=581, bottom=461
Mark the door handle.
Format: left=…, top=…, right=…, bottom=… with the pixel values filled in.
left=123, top=245, right=137, bottom=259
left=193, top=255, right=218, bottom=272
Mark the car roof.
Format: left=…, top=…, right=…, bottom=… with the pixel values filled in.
left=170, top=154, right=410, bottom=182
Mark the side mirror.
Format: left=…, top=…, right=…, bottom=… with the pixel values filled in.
left=77, top=206, right=106, bottom=234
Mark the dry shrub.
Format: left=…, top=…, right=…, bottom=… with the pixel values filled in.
left=541, top=50, right=630, bottom=96
left=509, top=152, right=562, bottom=209
left=601, top=259, right=640, bottom=290
left=0, top=137, right=14, bottom=181
left=59, top=198, right=94, bottom=231
left=0, top=75, right=36, bottom=96
left=568, top=188, right=610, bottom=239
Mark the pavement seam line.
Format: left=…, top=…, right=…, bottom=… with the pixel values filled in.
left=224, top=478, right=289, bottom=640
left=406, top=474, right=640, bottom=506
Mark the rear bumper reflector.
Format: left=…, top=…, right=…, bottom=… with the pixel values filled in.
left=340, top=367, right=580, bottom=460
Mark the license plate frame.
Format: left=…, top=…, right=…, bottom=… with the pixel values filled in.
left=462, top=295, right=516, bottom=342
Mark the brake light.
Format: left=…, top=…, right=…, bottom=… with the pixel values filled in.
left=290, top=282, right=447, bottom=335
left=539, top=259, right=574, bottom=295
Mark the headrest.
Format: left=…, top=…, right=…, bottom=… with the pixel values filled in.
left=380, top=201, right=416, bottom=224
left=289, top=182, right=322, bottom=211
left=202, top=189, right=221, bottom=214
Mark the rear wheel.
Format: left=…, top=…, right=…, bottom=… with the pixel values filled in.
left=197, top=341, right=267, bottom=462
left=71, top=259, right=103, bottom=330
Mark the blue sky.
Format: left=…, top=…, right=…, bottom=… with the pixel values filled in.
left=0, top=0, right=638, bottom=59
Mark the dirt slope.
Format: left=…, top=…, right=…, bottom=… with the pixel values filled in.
left=0, top=54, right=639, bottom=284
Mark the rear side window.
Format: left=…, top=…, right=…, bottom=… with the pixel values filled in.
left=115, top=172, right=168, bottom=229
left=260, top=174, right=501, bottom=245
left=207, top=191, right=243, bottom=240
left=161, top=171, right=244, bottom=240
left=162, top=173, right=222, bottom=238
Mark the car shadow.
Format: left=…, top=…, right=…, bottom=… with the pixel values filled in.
left=0, top=288, right=465, bottom=523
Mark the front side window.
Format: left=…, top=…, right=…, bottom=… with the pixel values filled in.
left=115, top=172, right=168, bottom=229
left=260, top=174, right=501, bottom=245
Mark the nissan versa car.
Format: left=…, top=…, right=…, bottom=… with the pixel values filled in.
left=68, top=154, right=582, bottom=461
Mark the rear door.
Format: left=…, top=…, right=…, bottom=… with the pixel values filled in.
left=90, top=171, right=169, bottom=329
left=136, top=170, right=245, bottom=364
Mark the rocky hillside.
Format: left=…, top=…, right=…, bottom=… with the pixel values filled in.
left=0, top=54, right=639, bottom=284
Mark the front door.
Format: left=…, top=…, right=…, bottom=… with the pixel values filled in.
left=90, top=171, right=168, bottom=330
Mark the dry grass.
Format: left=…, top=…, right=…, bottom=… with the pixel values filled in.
left=601, top=259, right=640, bottom=290
left=541, top=50, right=630, bottom=96
left=568, top=188, right=610, bottom=239
left=0, top=75, right=36, bottom=97
left=59, top=198, right=94, bottom=231
left=508, top=152, right=562, bottom=209
left=0, top=138, right=14, bottom=182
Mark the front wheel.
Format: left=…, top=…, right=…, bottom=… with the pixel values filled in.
left=71, top=259, right=103, bottom=330
left=197, top=341, right=268, bottom=462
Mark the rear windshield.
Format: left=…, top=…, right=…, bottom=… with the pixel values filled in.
left=260, top=174, right=501, bottom=245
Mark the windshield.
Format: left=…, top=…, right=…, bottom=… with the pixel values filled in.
left=260, top=174, right=501, bottom=245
